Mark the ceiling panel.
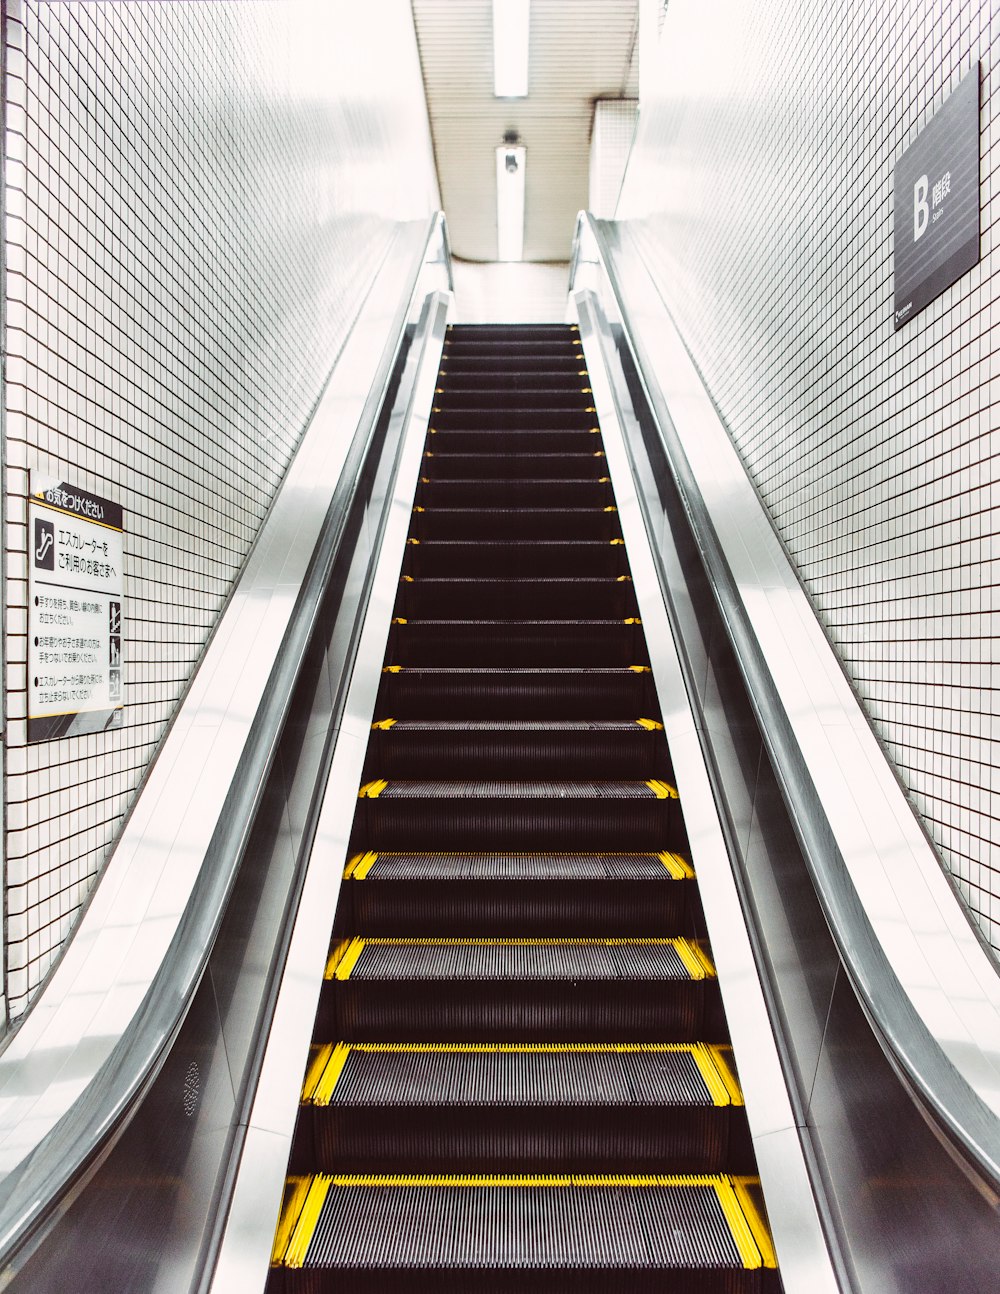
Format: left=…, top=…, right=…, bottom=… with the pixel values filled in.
left=413, top=0, right=639, bottom=262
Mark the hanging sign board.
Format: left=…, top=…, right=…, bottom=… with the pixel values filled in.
left=28, top=473, right=124, bottom=742
left=893, top=65, right=980, bottom=329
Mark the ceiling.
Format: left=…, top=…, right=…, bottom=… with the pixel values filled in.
left=411, top=0, right=639, bottom=263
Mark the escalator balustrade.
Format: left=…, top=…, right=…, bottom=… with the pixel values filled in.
left=268, top=324, right=779, bottom=1292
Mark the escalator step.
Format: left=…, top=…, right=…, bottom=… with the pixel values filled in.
left=408, top=508, right=621, bottom=543
left=421, top=452, right=608, bottom=480
left=377, top=666, right=655, bottom=718
left=353, top=778, right=680, bottom=850
left=365, top=719, right=668, bottom=780
left=431, top=407, right=595, bottom=431
left=435, top=388, right=593, bottom=410
left=272, top=1174, right=773, bottom=1292
left=321, top=936, right=716, bottom=1042
left=415, top=478, right=614, bottom=507
left=395, top=577, right=637, bottom=619
left=436, top=371, right=591, bottom=392
left=403, top=540, right=628, bottom=579
left=339, top=849, right=692, bottom=937
left=426, top=429, right=603, bottom=454
left=440, top=354, right=585, bottom=374
left=386, top=619, right=649, bottom=668
left=293, top=1042, right=747, bottom=1175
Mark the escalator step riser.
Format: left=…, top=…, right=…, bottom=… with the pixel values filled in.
left=280, top=1266, right=766, bottom=1294
left=322, top=981, right=712, bottom=1043
left=409, top=509, right=621, bottom=542
left=395, top=581, right=638, bottom=619
left=354, top=798, right=679, bottom=851
left=416, top=479, right=614, bottom=507
left=295, top=1107, right=735, bottom=1176
left=404, top=542, right=627, bottom=579
left=364, top=731, right=667, bottom=780
left=431, top=408, right=595, bottom=431
left=434, top=367, right=584, bottom=385
left=377, top=669, right=656, bottom=718
left=420, top=454, right=608, bottom=481
left=441, top=356, right=585, bottom=375
left=436, top=390, right=593, bottom=410
left=427, top=430, right=602, bottom=454
left=340, top=878, right=691, bottom=937
left=386, top=622, right=649, bottom=667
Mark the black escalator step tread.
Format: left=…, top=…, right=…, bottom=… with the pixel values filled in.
left=396, top=578, right=637, bottom=619
left=427, top=430, right=602, bottom=454
left=366, top=721, right=666, bottom=780
left=339, top=850, right=693, bottom=937
left=378, top=667, right=654, bottom=717
left=275, top=1175, right=770, bottom=1291
left=404, top=540, right=626, bottom=578
left=351, top=851, right=691, bottom=880
left=435, top=390, right=593, bottom=409
left=441, top=355, right=585, bottom=374
left=408, top=509, right=620, bottom=542
left=416, top=479, right=614, bottom=507
left=421, top=454, right=607, bottom=480
left=294, top=1043, right=741, bottom=1174
left=447, top=323, right=575, bottom=336
left=437, top=371, right=589, bottom=390
left=431, top=407, right=595, bottom=430
left=387, top=620, right=649, bottom=667
left=310, top=1041, right=728, bottom=1107
left=332, top=936, right=706, bottom=980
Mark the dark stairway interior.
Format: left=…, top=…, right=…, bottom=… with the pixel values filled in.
left=267, top=324, right=780, bottom=1291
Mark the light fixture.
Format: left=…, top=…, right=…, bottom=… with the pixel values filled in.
left=492, top=0, right=529, bottom=98
left=495, top=138, right=526, bottom=261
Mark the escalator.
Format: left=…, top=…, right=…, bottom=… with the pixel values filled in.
left=267, top=324, right=779, bottom=1292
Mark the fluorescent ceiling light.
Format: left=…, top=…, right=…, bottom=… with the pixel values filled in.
left=496, top=144, right=526, bottom=261
left=493, top=0, right=529, bottom=97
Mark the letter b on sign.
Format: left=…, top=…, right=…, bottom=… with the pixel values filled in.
left=913, top=174, right=929, bottom=242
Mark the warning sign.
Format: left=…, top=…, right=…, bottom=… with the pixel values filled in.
left=28, top=473, right=124, bottom=742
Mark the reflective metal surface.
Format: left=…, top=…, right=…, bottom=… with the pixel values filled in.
left=210, top=292, right=450, bottom=1294
left=0, top=215, right=450, bottom=1286
left=571, top=211, right=1000, bottom=1293
left=576, top=289, right=841, bottom=1294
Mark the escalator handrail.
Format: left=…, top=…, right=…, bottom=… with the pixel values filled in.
left=0, top=212, right=450, bottom=1264
left=570, top=211, right=1000, bottom=1189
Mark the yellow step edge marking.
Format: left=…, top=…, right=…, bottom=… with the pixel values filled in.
left=345, top=1041, right=708, bottom=1056
left=401, top=574, right=414, bottom=583
left=424, top=451, right=434, bottom=458
left=598, top=475, right=610, bottom=483
left=321, top=1172, right=741, bottom=1189
left=689, top=1043, right=733, bottom=1107
left=636, top=718, right=664, bottom=731
left=343, top=853, right=361, bottom=878
left=582, top=387, right=593, bottom=394
left=432, top=406, right=441, bottom=412
left=302, top=1043, right=336, bottom=1102
left=420, top=476, right=430, bottom=483
left=352, top=851, right=379, bottom=880
left=284, top=1175, right=333, bottom=1268
left=371, top=718, right=396, bottom=730
left=604, top=505, right=617, bottom=512
left=624, top=616, right=641, bottom=625
left=658, top=850, right=695, bottom=879
left=407, top=537, right=420, bottom=545
left=690, top=940, right=717, bottom=977
left=712, top=1177, right=764, bottom=1270
left=629, top=664, right=650, bottom=672
left=610, top=538, right=625, bottom=545
left=646, top=779, right=679, bottom=799
left=707, top=1044, right=745, bottom=1106
left=594, top=450, right=606, bottom=457
left=392, top=617, right=407, bottom=625
left=324, top=940, right=351, bottom=979
left=585, top=405, right=596, bottom=412
left=673, top=939, right=715, bottom=980
left=329, top=938, right=367, bottom=980
left=383, top=664, right=403, bottom=673
left=358, top=779, right=388, bottom=798
left=413, top=505, right=426, bottom=512
left=310, top=1042, right=352, bottom=1106
left=270, top=1175, right=312, bottom=1266
left=616, top=574, right=632, bottom=582
left=349, top=935, right=699, bottom=949
left=732, top=1177, right=778, bottom=1268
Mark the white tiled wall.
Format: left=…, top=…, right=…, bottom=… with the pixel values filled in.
left=619, top=0, right=1000, bottom=953
left=1, top=0, right=437, bottom=1019
left=589, top=98, right=637, bottom=218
